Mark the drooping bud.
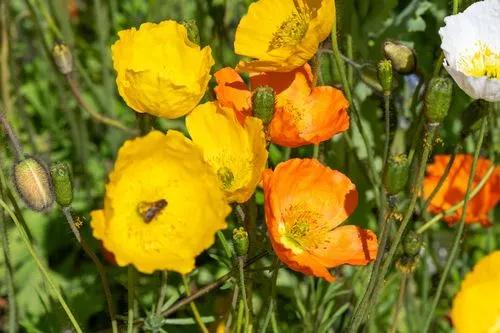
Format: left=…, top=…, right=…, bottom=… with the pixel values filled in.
left=425, top=77, right=453, bottom=123
left=52, top=42, right=73, bottom=75
left=13, top=157, right=53, bottom=211
left=383, top=154, right=410, bottom=195
left=383, top=41, right=416, bottom=74
left=377, top=59, right=393, bottom=94
left=181, top=20, right=200, bottom=45
left=50, top=162, right=73, bottom=207
left=403, top=230, right=422, bottom=257
left=252, top=86, right=275, bottom=127
left=395, top=254, right=418, bottom=274
left=232, top=227, right=249, bottom=257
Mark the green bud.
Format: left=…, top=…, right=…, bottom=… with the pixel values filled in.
left=395, top=254, right=418, bottom=274
left=425, top=77, right=453, bottom=123
left=403, top=230, right=422, bottom=256
left=232, top=227, right=249, bottom=257
left=13, top=157, right=53, bottom=211
left=383, top=154, right=410, bottom=195
left=252, top=86, right=275, bottom=127
left=377, top=59, right=393, bottom=94
left=53, top=42, right=73, bottom=75
left=181, top=20, right=200, bottom=45
left=50, top=162, right=73, bottom=207
left=383, top=41, right=416, bottom=74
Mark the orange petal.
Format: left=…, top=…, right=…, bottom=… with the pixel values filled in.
left=214, top=67, right=252, bottom=117
left=250, top=64, right=313, bottom=99
left=313, top=225, right=378, bottom=268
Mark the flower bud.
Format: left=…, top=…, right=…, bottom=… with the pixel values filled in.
left=396, top=254, right=418, bottom=274
left=383, top=154, right=410, bottom=195
left=252, top=86, right=275, bottom=127
left=181, top=20, right=200, bottom=45
left=232, top=227, right=249, bottom=257
left=53, top=42, right=73, bottom=75
left=425, top=77, right=453, bottom=123
left=377, top=59, right=393, bottom=94
left=50, top=162, right=73, bottom=207
left=383, top=41, right=416, bottom=74
left=13, top=157, right=53, bottom=211
left=403, top=230, right=422, bottom=256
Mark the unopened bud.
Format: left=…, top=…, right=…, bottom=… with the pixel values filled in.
left=50, top=162, right=73, bottom=207
left=403, top=230, right=422, bottom=256
left=383, top=41, right=416, bottom=74
left=396, top=254, right=418, bottom=274
left=13, top=157, right=53, bottom=211
left=377, top=59, right=393, bottom=94
left=53, top=42, right=73, bottom=75
left=232, top=227, right=249, bottom=257
left=383, top=154, right=409, bottom=195
left=252, top=86, right=275, bottom=127
left=425, top=77, right=453, bottom=123
left=181, top=20, right=200, bottom=45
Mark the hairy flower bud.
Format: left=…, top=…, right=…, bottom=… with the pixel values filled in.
left=50, top=162, right=73, bottom=207
left=252, top=86, right=275, bottom=127
left=232, top=227, right=249, bottom=257
left=383, top=41, right=416, bottom=74
left=425, top=77, right=453, bottom=123
left=403, top=230, right=422, bottom=256
left=383, top=154, right=410, bottom=195
left=396, top=254, right=418, bottom=274
left=377, top=59, right=393, bottom=94
left=181, top=20, right=200, bottom=45
left=53, top=42, right=73, bottom=75
left=13, top=157, right=53, bottom=211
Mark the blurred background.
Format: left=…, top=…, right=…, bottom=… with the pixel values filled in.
left=0, top=0, right=497, bottom=332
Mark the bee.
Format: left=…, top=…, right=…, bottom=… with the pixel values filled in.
left=137, top=199, right=168, bottom=223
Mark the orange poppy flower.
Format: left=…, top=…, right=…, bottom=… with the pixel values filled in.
left=213, top=64, right=349, bottom=147
left=262, top=158, right=378, bottom=282
left=423, top=154, right=500, bottom=226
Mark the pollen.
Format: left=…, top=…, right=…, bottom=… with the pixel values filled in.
left=217, top=166, right=235, bottom=189
left=268, top=11, right=309, bottom=51
left=458, top=43, right=500, bottom=79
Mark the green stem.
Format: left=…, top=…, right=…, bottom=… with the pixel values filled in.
left=312, top=144, right=320, bottom=160
left=127, top=266, right=136, bottom=333
left=62, top=206, right=118, bottom=333
left=417, top=163, right=495, bottom=234
left=182, top=275, right=209, bottom=333
left=156, top=271, right=168, bottom=315
left=422, top=117, right=487, bottom=332
left=238, top=256, right=251, bottom=332
left=0, top=111, right=24, bottom=160
left=260, top=258, right=280, bottom=333
left=0, top=199, right=82, bottom=333
left=389, top=274, right=408, bottom=333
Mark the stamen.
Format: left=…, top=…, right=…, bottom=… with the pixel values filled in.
left=268, top=11, right=309, bottom=51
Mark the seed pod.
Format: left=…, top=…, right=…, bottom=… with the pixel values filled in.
left=252, top=86, right=276, bottom=127
left=53, top=42, right=73, bottom=75
left=377, top=59, right=393, bottom=94
left=181, top=20, right=200, bottom=45
left=396, top=254, right=418, bottom=274
left=383, top=154, right=410, bottom=195
left=383, top=41, right=416, bottom=74
left=13, top=157, right=53, bottom=211
left=403, top=230, right=422, bottom=256
left=50, top=162, right=73, bottom=207
left=425, top=77, right=453, bottom=123
left=232, top=227, right=249, bottom=257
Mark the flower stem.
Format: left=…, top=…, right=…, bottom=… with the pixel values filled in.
left=182, top=274, right=209, bottom=333
left=127, top=266, right=136, bottom=333
left=389, top=274, right=408, bottom=333
left=238, top=256, right=251, bottom=333
left=61, top=206, right=118, bottom=333
left=422, top=117, right=487, bottom=332
left=0, top=110, right=24, bottom=160
left=0, top=199, right=82, bottom=333
left=260, top=257, right=280, bottom=333
left=156, top=271, right=168, bottom=315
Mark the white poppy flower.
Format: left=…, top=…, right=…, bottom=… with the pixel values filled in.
left=439, top=0, right=500, bottom=101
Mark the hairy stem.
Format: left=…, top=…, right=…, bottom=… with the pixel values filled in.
left=182, top=275, right=209, bottom=333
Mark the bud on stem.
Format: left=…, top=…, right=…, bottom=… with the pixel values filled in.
left=13, top=157, right=53, bottom=211
left=425, top=77, right=453, bottom=123
left=383, top=154, right=410, bottom=195
left=53, top=42, right=73, bottom=75
left=252, top=86, right=275, bottom=128
left=232, top=227, right=249, bottom=257
left=50, top=162, right=73, bottom=207
left=377, top=59, right=393, bottom=95
left=383, top=41, right=416, bottom=74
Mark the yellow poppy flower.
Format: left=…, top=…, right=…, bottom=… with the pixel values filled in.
left=234, top=0, right=334, bottom=72
left=186, top=102, right=268, bottom=203
left=111, top=20, right=214, bottom=119
left=451, top=251, right=500, bottom=333
left=90, top=130, right=230, bottom=274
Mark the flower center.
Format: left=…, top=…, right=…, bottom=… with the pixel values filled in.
left=217, top=166, right=235, bottom=189
left=137, top=199, right=168, bottom=223
left=279, top=204, right=323, bottom=254
left=268, top=11, right=309, bottom=51
left=458, top=43, right=500, bottom=79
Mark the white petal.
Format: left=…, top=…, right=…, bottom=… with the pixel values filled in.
left=444, top=62, right=500, bottom=101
